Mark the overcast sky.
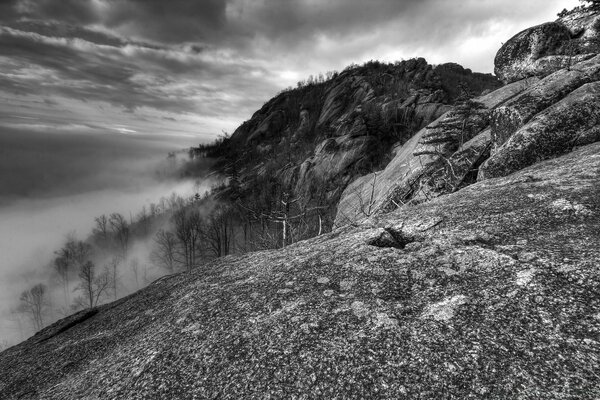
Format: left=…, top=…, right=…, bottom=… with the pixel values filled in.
left=0, top=0, right=579, bottom=141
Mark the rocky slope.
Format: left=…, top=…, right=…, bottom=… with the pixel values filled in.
left=2, top=8, right=600, bottom=400
left=0, top=141, right=598, bottom=399
left=209, top=59, right=499, bottom=227
left=336, top=9, right=600, bottom=226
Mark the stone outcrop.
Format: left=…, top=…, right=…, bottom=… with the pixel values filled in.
left=336, top=10, right=600, bottom=227
left=479, top=81, right=600, bottom=179
left=1, top=143, right=599, bottom=399
left=335, top=79, right=540, bottom=225
left=218, top=59, right=500, bottom=226
left=495, top=10, right=600, bottom=83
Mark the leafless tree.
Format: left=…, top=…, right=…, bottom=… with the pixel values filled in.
left=136, top=206, right=152, bottom=237
left=151, top=229, right=179, bottom=273
left=109, top=213, right=129, bottom=257
left=93, top=214, right=109, bottom=243
left=105, top=256, right=122, bottom=300
left=130, top=258, right=141, bottom=290
left=53, top=256, right=70, bottom=308
left=204, top=205, right=234, bottom=257
left=353, top=172, right=379, bottom=218
left=18, top=284, right=48, bottom=331
left=76, top=261, right=110, bottom=309
left=172, top=208, right=203, bottom=271
left=53, top=239, right=93, bottom=308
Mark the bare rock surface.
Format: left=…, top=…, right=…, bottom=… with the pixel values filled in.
left=479, top=80, right=600, bottom=179
left=221, top=59, right=499, bottom=227
left=1, top=143, right=599, bottom=399
left=335, top=79, right=540, bottom=225
left=495, top=10, right=600, bottom=83
left=336, top=46, right=600, bottom=226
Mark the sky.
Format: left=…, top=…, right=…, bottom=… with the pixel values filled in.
left=0, top=0, right=582, bottom=344
left=0, top=0, right=580, bottom=141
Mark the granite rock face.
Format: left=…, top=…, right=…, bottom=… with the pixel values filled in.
left=336, top=22, right=600, bottom=226
left=479, top=80, right=600, bottom=179
left=219, top=59, right=500, bottom=224
left=1, top=143, right=599, bottom=399
left=335, top=79, right=540, bottom=225
left=495, top=10, right=600, bottom=83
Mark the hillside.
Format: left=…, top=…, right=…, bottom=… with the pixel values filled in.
left=2, top=7, right=600, bottom=399
left=199, top=59, right=500, bottom=231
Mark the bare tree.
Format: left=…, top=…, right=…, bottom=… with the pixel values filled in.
left=76, top=261, right=110, bottom=309
left=105, top=256, right=122, bottom=300
left=354, top=172, right=379, bottom=218
left=53, top=239, right=93, bottom=308
left=109, top=213, right=129, bottom=257
left=172, top=208, right=203, bottom=271
left=151, top=229, right=179, bottom=273
left=18, top=284, right=48, bottom=331
left=136, top=206, right=152, bottom=237
left=53, top=256, right=70, bottom=308
left=204, top=205, right=233, bottom=257
left=92, top=214, right=109, bottom=244
left=130, top=258, right=140, bottom=290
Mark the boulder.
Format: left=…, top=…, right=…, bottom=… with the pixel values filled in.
left=491, top=55, right=600, bottom=152
left=479, top=81, right=600, bottom=180
left=495, top=10, right=600, bottom=83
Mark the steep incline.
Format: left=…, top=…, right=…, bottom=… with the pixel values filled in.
left=1, top=142, right=599, bottom=399
left=206, top=60, right=499, bottom=228
left=336, top=8, right=600, bottom=226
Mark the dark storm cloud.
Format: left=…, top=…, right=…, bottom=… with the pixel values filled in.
left=8, top=0, right=229, bottom=42
left=16, top=0, right=99, bottom=25
left=0, top=0, right=579, bottom=138
left=0, top=24, right=274, bottom=117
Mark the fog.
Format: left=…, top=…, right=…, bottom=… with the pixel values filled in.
left=0, top=125, right=210, bottom=347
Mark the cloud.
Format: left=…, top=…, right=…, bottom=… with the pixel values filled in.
left=0, top=0, right=581, bottom=139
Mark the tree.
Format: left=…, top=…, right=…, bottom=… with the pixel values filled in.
left=53, top=239, right=93, bottom=308
left=172, top=208, right=203, bottom=271
left=109, top=213, right=129, bottom=257
left=136, top=206, right=152, bottom=237
left=105, top=256, right=122, bottom=300
left=204, top=205, right=235, bottom=257
left=18, top=284, right=48, bottom=331
left=76, top=261, right=109, bottom=309
left=151, top=229, right=179, bottom=273
left=53, top=255, right=70, bottom=308
left=92, top=214, right=109, bottom=245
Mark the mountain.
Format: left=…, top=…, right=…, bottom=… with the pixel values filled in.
left=202, top=59, right=500, bottom=231
left=2, top=7, right=600, bottom=399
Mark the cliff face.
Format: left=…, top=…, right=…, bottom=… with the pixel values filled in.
left=336, top=8, right=600, bottom=227
left=2, top=9, right=600, bottom=400
left=214, top=59, right=500, bottom=227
